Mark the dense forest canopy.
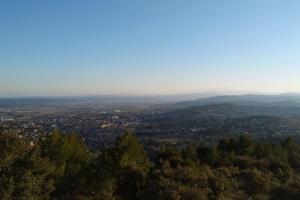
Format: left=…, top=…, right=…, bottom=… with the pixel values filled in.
left=1, top=130, right=300, bottom=200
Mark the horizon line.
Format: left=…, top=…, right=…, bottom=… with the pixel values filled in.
left=0, top=91, right=299, bottom=99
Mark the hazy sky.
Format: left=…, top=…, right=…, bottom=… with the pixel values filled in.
left=1, top=0, right=300, bottom=97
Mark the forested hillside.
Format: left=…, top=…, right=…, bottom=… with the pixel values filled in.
left=1, top=130, right=300, bottom=200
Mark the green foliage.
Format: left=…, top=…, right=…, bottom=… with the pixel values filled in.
left=0, top=133, right=54, bottom=200
left=76, top=131, right=150, bottom=200
left=115, top=131, right=150, bottom=173
left=1, top=131, right=300, bottom=200
left=39, top=129, right=91, bottom=198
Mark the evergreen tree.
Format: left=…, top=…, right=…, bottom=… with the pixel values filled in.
left=0, top=133, right=54, bottom=200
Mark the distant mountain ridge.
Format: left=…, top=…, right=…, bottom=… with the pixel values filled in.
left=0, top=93, right=216, bottom=107
left=2, top=93, right=300, bottom=107
left=173, top=94, right=300, bottom=108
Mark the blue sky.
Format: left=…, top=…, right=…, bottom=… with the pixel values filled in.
left=1, top=0, right=300, bottom=97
